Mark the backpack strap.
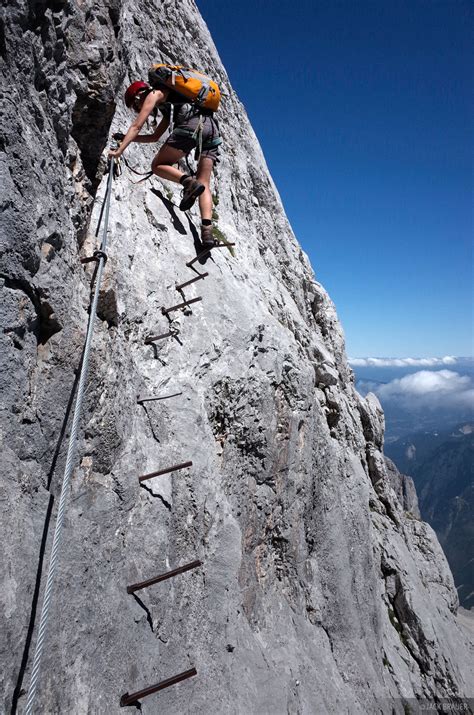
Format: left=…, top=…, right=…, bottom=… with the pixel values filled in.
left=192, top=115, right=204, bottom=159
left=173, top=127, right=222, bottom=150
left=162, top=99, right=201, bottom=129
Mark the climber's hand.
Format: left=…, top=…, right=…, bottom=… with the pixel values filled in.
left=108, top=148, right=121, bottom=159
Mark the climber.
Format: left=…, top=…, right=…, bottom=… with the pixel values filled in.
left=109, top=80, right=221, bottom=250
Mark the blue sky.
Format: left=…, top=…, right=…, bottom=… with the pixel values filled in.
left=196, top=0, right=473, bottom=357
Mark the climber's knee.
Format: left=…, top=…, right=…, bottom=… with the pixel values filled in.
left=152, top=145, right=184, bottom=174
left=152, top=157, right=169, bottom=174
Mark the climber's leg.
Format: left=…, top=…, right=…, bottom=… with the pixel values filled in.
left=194, top=156, right=215, bottom=247
left=195, top=157, right=214, bottom=222
left=152, top=145, right=186, bottom=182
left=152, top=144, right=205, bottom=211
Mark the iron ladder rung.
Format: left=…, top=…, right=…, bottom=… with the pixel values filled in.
left=127, top=560, right=202, bottom=594
left=120, top=668, right=197, bottom=707
left=138, top=460, right=193, bottom=483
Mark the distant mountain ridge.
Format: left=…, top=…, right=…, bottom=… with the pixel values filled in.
left=386, top=425, right=474, bottom=608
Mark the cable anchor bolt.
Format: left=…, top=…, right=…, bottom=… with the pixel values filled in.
left=80, top=249, right=108, bottom=265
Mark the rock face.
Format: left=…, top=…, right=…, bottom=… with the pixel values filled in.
left=1, top=1, right=473, bottom=713
left=384, top=457, right=421, bottom=519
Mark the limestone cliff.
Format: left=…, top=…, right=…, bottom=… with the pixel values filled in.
left=1, top=1, right=473, bottom=713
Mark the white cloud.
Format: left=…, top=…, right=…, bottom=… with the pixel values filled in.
left=375, top=369, right=474, bottom=408
left=349, top=356, right=458, bottom=368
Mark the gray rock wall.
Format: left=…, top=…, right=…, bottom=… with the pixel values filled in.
left=1, top=1, right=473, bottom=713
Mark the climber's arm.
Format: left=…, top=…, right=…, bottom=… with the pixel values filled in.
left=133, top=116, right=170, bottom=143
left=109, top=89, right=167, bottom=157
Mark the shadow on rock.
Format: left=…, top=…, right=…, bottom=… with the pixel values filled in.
left=150, top=188, right=187, bottom=235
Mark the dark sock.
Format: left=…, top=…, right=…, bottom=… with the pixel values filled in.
left=180, top=174, right=192, bottom=186
left=202, top=219, right=212, bottom=226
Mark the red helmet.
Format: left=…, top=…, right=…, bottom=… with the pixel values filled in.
left=124, top=81, right=150, bottom=108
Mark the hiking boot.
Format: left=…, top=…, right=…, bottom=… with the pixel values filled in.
left=200, top=224, right=215, bottom=249
left=179, top=177, right=205, bottom=211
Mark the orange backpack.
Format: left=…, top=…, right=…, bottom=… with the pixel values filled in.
left=148, top=63, right=221, bottom=112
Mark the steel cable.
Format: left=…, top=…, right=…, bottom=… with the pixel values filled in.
left=25, top=160, right=115, bottom=714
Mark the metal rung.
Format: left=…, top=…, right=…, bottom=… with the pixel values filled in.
left=139, top=460, right=192, bottom=483
left=186, top=242, right=236, bottom=268
left=127, top=560, right=202, bottom=594
left=175, top=272, right=208, bottom=291
left=137, top=392, right=182, bottom=404
left=120, top=668, right=197, bottom=707
left=144, top=328, right=180, bottom=344
left=161, top=296, right=202, bottom=315
left=188, top=264, right=208, bottom=278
